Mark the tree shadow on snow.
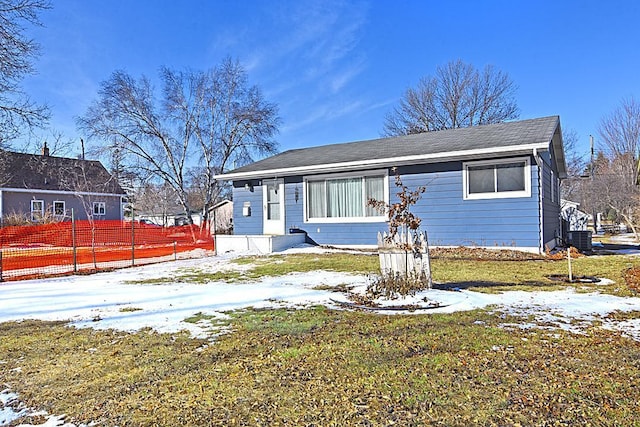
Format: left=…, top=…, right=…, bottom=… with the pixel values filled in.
left=591, top=242, right=640, bottom=255
left=433, top=280, right=557, bottom=291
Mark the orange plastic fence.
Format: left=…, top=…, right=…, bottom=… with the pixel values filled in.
left=0, top=220, right=214, bottom=281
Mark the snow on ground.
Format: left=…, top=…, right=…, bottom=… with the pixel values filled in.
left=0, top=253, right=362, bottom=339
left=3, top=245, right=640, bottom=426
left=1, top=246, right=640, bottom=339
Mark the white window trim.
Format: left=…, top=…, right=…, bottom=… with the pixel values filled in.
left=93, top=201, right=106, bottom=216
left=53, top=200, right=66, bottom=217
left=31, top=199, right=44, bottom=221
left=463, top=157, right=531, bottom=200
left=303, top=170, right=389, bottom=223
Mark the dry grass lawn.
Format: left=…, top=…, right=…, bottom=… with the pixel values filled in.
left=2, top=249, right=640, bottom=426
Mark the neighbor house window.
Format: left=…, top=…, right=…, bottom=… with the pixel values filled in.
left=305, top=172, right=387, bottom=222
left=93, top=201, right=106, bottom=216
left=463, top=157, right=531, bottom=200
left=31, top=200, right=44, bottom=221
left=53, top=201, right=65, bottom=217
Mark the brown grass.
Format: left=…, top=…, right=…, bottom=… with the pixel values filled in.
left=2, top=309, right=640, bottom=426
left=3, top=249, right=640, bottom=425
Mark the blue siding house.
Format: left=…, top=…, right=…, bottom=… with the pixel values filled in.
left=215, top=116, right=567, bottom=253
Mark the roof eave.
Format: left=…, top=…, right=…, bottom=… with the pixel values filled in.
left=0, top=187, right=127, bottom=197
left=214, top=143, right=552, bottom=180
left=551, top=122, right=568, bottom=179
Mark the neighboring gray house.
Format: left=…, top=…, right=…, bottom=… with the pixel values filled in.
left=215, top=116, right=567, bottom=253
left=0, top=145, right=127, bottom=223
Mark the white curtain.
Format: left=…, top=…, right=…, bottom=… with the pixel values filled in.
left=365, top=176, right=384, bottom=216
left=307, top=181, right=326, bottom=218
left=327, top=178, right=362, bottom=218
left=308, top=176, right=384, bottom=219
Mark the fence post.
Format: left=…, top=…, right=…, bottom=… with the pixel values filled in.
left=212, top=207, right=217, bottom=256
left=0, top=223, right=3, bottom=282
left=131, top=211, right=135, bottom=267
left=72, top=209, right=77, bottom=274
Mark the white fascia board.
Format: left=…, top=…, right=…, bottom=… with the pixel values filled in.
left=1, top=187, right=126, bottom=198
left=214, top=142, right=551, bottom=180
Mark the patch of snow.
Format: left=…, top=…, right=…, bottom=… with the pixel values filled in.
left=612, top=248, right=640, bottom=255
left=603, top=318, right=640, bottom=340
left=1, top=253, right=640, bottom=340
left=2, top=386, right=97, bottom=426
left=3, top=249, right=640, bottom=425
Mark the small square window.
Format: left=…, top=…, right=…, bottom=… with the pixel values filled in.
left=53, top=201, right=65, bottom=216
left=93, top=202, right=106, bottom=216
left=496, top=162, right=526, bottom=192
left=468, top=165, right=495, bottom=193
left=31, top=200, right=44, bottom=221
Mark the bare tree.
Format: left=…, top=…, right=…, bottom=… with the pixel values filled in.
left=382, top=59, right=519, bottom=136
left=584, top=152, right=640, bottom=235
left=598, top=97, right=640, bottom=187
left=559, top=129, right=587, bottom=202
left=586, top=97, right=640, bottom=237
left=133, top=182, right=180, bottom=226
left=0, top=0, right=50, bottom=145
left=78, top=57, right=279, bottom=225
left=190, top=59, right=279, bottom=224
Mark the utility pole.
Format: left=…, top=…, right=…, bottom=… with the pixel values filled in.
left=590, top=135, right=597, bottom=233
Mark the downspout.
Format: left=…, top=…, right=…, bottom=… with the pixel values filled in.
left=0, top=190, right=3, bottom=225
left=533, top=148, right=544, bottom=254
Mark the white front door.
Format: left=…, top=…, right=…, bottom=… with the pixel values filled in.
left=263, top=178, right=285, bottom=235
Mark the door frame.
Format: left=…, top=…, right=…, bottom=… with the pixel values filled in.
left=263, top=178, right=285, bottom=235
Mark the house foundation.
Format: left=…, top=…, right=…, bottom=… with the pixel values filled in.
left=215, top=234, right=307, bottom=254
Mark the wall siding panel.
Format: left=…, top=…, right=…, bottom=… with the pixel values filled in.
left=539, top=150, right=561, bottom=248
left=231, top=157, right=546, bottom=250
left=232, top=181, right=264, bottom=235
left=2, top=191, right=123, bottom=221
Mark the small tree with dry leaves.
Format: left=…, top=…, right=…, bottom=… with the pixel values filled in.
left=367, top=168, right=431, bottom=297
left=369, top=169, right=425, bottom=249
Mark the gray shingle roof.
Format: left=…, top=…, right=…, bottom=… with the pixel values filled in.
left=218, top=116, right=563, bottom=179
left=0, top=150, right=126, bottom=195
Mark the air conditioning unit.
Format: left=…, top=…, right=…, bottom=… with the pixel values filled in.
left=566, top=231, right=592, bottom=252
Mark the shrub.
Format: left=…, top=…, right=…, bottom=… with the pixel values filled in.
left=367, top=168, right=431, bottom=297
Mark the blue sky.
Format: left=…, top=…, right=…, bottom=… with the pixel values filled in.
left=22, top=0, right=640, bottom=163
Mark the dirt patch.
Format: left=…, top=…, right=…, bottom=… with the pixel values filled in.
left=624, top=267, right=640, bottom=293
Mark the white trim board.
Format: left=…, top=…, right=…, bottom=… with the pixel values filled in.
left=214, top=143, right=550, bottom=180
